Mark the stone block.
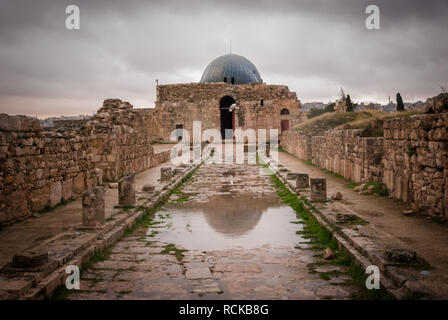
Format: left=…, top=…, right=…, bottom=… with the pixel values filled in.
left=61, top=179, right=72, bottom=201
left=12, top=250, right=49, bottom=268
left=82, top=186, right=105, bottom=226
left=295, top=173, right=309, bottom=189
left=286, top=172, right=297, bottom=180
left=72, top=172, right=86, bottom=195
left=310, top=177, right=327, bottom=201
left=30, top=186, right=50, bottom=212
left=95, top=168, right=103, bottom=185
left=161, top=167, right=172, bottom=181
left=118, top=172, right=136, bottom=206
left=142, top=184, right=155, bottom=193
left=49, top=181, right=62, bottom=207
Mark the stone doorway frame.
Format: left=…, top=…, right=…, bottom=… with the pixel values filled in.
left=219, top=95, right=236, bottom=139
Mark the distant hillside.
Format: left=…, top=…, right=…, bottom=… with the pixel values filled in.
left=294, top=110, right=421, bottom=137
left=40, top=115, right=92, bottom=127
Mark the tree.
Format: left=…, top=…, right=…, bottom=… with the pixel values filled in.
left=339, top=88, right=346, bottom=101
left=307, top=103, right=335, bottom=119
left=346, top=94, right=354, bottom=112
left=396, top=93, right=405, bottom=112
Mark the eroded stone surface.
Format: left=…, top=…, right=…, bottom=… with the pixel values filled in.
left=66, top=160, right=359, bottom=300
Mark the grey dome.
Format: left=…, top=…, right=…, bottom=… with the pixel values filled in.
left=200, top=54, right=262, bottom=84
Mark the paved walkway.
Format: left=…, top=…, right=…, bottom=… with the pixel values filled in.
left=0, top=160, right=173, bottom=270
left=278, top=151, right=448, bottom=298
left=65, top=160, right=360, bottom=300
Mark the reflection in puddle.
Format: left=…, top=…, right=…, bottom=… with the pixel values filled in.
left=151, top=193, right=304, bottom=251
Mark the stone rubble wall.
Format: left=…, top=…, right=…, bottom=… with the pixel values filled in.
left=311, top=130, right=384, bottom=183
left=382, top=113, right=448, bottom=217
left=0, top=99, right=171, bottom=225
left=86, top=99, right=156, bottom=181
left=280, top=131, right=312, bottom=161
left=146, top=82, right=301, bottom=142
left=280, top=94, right=448, bottom=218
left=0, top=114, right=98, bottom=224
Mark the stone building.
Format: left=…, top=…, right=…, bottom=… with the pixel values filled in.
left=142, top=53, right=301, bottom=142
left=0, top=53, right=302, bottom=225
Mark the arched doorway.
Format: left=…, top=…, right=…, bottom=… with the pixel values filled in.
left=219, top=96, right=235, bottom=139
left=280, top=108, right=290, bottom=132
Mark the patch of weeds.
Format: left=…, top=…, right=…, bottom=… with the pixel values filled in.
left=345, top=182, right=358, bottom=189
left=161, top=243, right=186, bottom=262
left=430, top=216, right=445, bottom=224
left=322, top=169, right=344, bottom=179
left=82, top=248, right=112, bottom=271
left=363, top=181, right=389, bottom=196
left=147, top=230, right=159, bottom=238
left=39, top=198, right=75, bottom=215
left=105, top=216, right=115, bottom=222
left=174, top=194, right=191, bottom=203
left=344, top=263, right=395, bottom=300
left=271, top=173, right=394, bottom=300
left=303, top=160, right=317, bottom=167
left=47, top=285, right=71, bottom=300
left=319, top=270, right=344, bottom=281
left=407, top=146, right=417, bottom=157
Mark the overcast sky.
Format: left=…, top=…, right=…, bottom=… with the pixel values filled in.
left=0, top=0, right=447, bottom=117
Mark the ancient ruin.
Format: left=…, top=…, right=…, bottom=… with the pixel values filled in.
left=0, top=52, right=447, bottom=302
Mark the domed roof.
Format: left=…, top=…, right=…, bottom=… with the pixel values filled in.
left=200, top=54, right=262, bottom=84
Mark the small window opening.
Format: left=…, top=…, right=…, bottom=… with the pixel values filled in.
left=231, top=77, right=235, bottom=84
left=260, top=99, right=264, bottom=106
left=175, top=124, right=183, bottom=141
left=223, top=77, right=227, bottom=83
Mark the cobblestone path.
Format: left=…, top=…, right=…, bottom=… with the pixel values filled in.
left=66, top=161, right=359, bottom=299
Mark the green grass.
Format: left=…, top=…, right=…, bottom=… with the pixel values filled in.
left=38, top=198, right=75, bottom=214
left=345, top=182, right=358, bottom=189
left=363, top=181, right=389, bottom=196
left=296, top=110, right=421, bottom=137
left=303, top=160, right=316, bottom=167
left=161, top=243, right=186, bottom=262
left=81, top=248, right=112, bottom=271
left=270, top=173, right=394, bottom=300
left=51, top=162, right=203, bottom=300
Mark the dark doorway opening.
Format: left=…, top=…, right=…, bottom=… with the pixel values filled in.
left=281, top=120, right=290, bottom=132
left=219, top=96, right=235, bottom=139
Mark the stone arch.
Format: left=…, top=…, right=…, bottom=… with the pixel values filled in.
left=280, top=108, right=291, bottom=132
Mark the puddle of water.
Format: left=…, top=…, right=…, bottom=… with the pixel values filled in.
left=149, top=193, right=304, bottom=251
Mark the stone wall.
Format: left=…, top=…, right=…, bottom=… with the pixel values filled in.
left=86, top=99, right=156, bottom=181
left=280, top=94, right=448, bottom=218
left=280, top=131, right=312, bottom=161
left=145, top=82, right=301, bottom=142
left=382, top=113, right=448, bottom=217
left=281, top=129, right=384, bottom=183
left=0, top=114, right=98, bottom=224
left=311, top=130, right=384, bottom=183
left=0, top=99, right=171, bottom=225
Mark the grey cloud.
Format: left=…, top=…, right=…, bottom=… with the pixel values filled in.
left=0, top=0, right=447, bottom=116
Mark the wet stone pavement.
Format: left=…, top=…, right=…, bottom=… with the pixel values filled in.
left=66, top=161, right=359, bottom=300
